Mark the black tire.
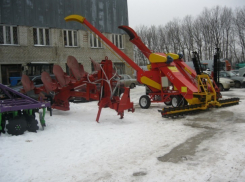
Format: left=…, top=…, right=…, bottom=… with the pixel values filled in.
left=164, top=100, right=172, bottom=106
left=139, top=95, right=151, bottom=109
left=25, top=115, right=39, bottom=132
left=234, top=81, right=241, bottom=88
left=224, top=88, right=230, bottom=91
left=218, top=83, right=224, bottom=91
left=171, top=95, right=185, bottom=107
left=6, top=115, right=27, bottom=136
left=0, top=116, right=6, bottom=134
left=130, top=83, right=135, bottom=89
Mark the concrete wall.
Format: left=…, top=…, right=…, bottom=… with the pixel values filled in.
left=0, top=25, right=134, bottom=83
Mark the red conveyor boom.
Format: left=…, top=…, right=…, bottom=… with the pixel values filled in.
left=65, top=15, right=143, bottom=75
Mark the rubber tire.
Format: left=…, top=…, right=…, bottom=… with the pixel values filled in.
left=234, top=81, right=241, bottom=88
left=130, top=83, right=135, bottom=89
left=25, top=115, right=39, bottom=132
left=172, top=95, right=184, bottom=107
left=6, top=115, right=27, bottom=136
left=164, top=100, right=172, bottom=106
left=0, top=116, right=6, bottom=134
left=218, top=83, right=224, bottom=91
left=139, top=95, right=151, bottom=109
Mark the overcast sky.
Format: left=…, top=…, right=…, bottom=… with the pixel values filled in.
left=127, top=0, right=245, bottom=28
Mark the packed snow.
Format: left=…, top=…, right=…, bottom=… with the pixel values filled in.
left=1, top=86, right=245, bottom=182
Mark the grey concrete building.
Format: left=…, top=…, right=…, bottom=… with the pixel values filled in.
left=0, top=0, right=134, bottom=85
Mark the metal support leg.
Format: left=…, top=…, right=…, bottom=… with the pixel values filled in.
left=39, top=108, right=46, bottom=130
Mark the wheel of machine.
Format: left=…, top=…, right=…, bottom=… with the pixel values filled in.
left=6, top=115, right=27, bottom=136
left=172, top=95, right=185, bottom=107
left=0, top=115, right=6, bottom=134
left=164, top=99, right=172, bottom=106
left=130, top=83, right=135, bottom=89
left=25, top=115, right=39, bottom=132
left=139, top=95, right=151, bottom=109
left=218, top=83, right=224, bottom=91
left=234, top=81, right=241, bottom=88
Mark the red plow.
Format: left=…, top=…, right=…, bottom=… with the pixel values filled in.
left=21, top=56, right=134, bottom=122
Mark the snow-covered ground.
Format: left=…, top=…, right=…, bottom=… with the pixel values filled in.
left=1, top=86, right=245, bottom=182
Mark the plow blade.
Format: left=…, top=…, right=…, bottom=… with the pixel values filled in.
left=53, top=65, right=70, bottom=87
left=117, top=87, right=135, bottom=116
left=90, top=58, right=101, bottom=71
left=67, top=56, right=86, bottom=80
left=96, top=88, right=134, bottom=122
left=21, top=75, right=35, bottom=93
left=41, top=72, right=58, bottom=93
left=159, top=98, right=240, bottom=118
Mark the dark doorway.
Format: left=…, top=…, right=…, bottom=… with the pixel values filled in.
left=1, top=64, right=22, bottom=85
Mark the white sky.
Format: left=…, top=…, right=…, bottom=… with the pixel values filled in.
left=127, top=0, right=245, bottom=28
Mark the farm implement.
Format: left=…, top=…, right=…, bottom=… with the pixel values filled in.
left=64, top=14, right=240, bottom=118
left=20, top=56, right=134, bottom=122
left=0, top=84, right=50, bottom=135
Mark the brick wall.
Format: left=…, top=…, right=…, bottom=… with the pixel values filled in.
left=0, top=25, right=134, bottom=83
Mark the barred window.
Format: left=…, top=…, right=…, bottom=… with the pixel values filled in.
left=90, top=33, right=102, bottom=48
left=33, top=27, right=50, bottom=46
left=114, top=63, right=125, bottom=74
left=64, top=30, right=78, bottom=47
left=0, top=25, right=18, bottom=45
left=112, top=34, right=124, bottom=49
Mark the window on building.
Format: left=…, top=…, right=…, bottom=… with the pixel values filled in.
left=90, top=33, right=102, bottom=48
left=114, top=63, right=125, bottom=74
left=0, top=25, right=18, bottom=45
left=112, top=34, right=124, bottom=49
left=33, top=28, right=50, bottom=46
left=26, top=63, right=53, bottom=76
left=64, top=30, right=78, bottom=47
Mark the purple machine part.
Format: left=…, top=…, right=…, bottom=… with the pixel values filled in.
left=0, top=84, right=50, bottom=113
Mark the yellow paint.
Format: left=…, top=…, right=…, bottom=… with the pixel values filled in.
left=65, top=15, right=86, bottom=24
left=166, top=53, right=179, bottom=60
left=186, top=98, right=201, bottom=105
left=168, top=66, right=178, bottom=72
left=149, top=53, right=167, bottom=63
left=181, top=87, right=187, bottom=93
left=147, top=64, right=151, bottom=70
left=184, top=67, right=192, bottom=75
left=141, top=76, right=161, bottom=90
left=174, top=86, right=178, bottom=90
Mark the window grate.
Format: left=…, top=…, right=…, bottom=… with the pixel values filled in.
left=33, top=27, right=50, bottom=46
left=0, top=25, right=18, bottom=45
left=90, top=33, right=103, bottom=48
left=64, top=30, right=78, bottom=47
left=112, top=34, right=124, bottom=49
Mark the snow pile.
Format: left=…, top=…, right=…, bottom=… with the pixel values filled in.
left=1, top=86, right=245, bottom=182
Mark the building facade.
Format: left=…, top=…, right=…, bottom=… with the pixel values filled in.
left=0, top=0, right=134, bottom=84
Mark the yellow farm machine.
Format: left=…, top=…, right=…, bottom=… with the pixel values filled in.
left=2, top=14, right=240, bottom=136
left=64, top=15, right=239, bottom=117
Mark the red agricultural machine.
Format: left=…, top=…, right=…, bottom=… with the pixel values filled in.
left=64, top=15, right=239, bottom=117
left=21, top=56, right=134, bottom=122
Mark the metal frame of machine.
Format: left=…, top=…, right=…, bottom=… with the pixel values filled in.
left=64, top=15, right=239, bottom=117
left=0, top=83, right=50, bottom=135
left=20, top=56, right=134, bottom=122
